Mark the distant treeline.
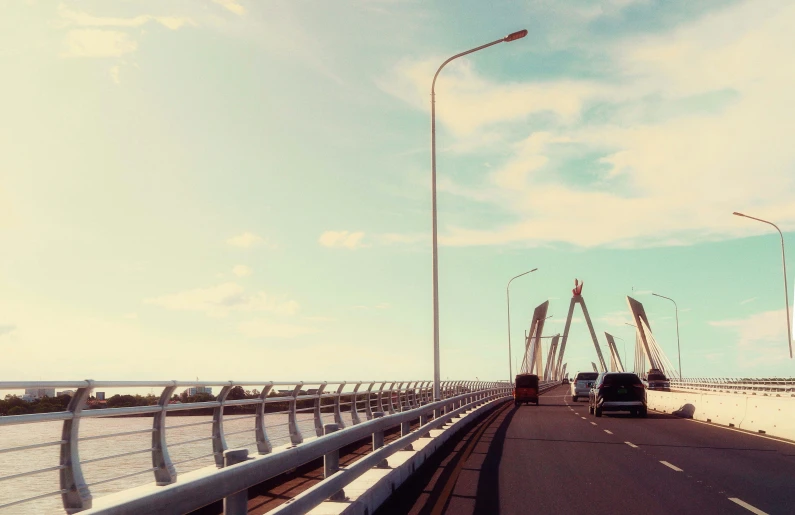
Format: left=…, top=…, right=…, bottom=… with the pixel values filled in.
left=1, top=386, right=358, bottom=417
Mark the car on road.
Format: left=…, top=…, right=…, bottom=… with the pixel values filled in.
left=588, top=372, right=647, bottom=417
left=570, top=372, right=599, bottom=401
left=646, top=369, right=671, bottom=390
left=514, top=373, right=539, bottom=406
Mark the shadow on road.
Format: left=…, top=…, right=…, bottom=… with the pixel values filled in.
left=472, top=406, right=518, bottom=514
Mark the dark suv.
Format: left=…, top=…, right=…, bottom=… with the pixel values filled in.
left=589, top=372, right=647, bottom=418
left=646, top=369, right=670, bottom=390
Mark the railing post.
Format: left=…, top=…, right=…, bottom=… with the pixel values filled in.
left=333, top=382, right=346, bottom=428
left=288, top=383, right=304, bottom=445
left=371, top=412, right=389, bottom=468
left=377, top=382, right=387, bottom=414
left=351, top=382, right=363, bottom=425
left=395, top=382, right=405, bottom=411
left=322, top=424, right=346, bottom=501
left=365, top=382, right=376, bottom=420
left=255, top=383, right=274, bottom=454
left=387, top=382, right=397, bottom=415
left=152, top=382, right=177, bottom=485
left=212, top=383, right=233, bottom=467
left=223, top=449, right=249, bottom=515
left=60, top=381, right=93, bottom=514
left=314, top=382, right=328, bottom=437
left=400, top=420, right=414, bottom=451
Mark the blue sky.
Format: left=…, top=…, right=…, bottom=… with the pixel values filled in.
left=1, top=0, right=794, bottom=385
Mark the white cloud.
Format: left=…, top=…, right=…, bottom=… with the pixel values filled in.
left=144, top=282, right=299, bottom=318
left=213, top=0, right=246, bottom=16
left=740, top=297, right=758, bottom=305
left=57, top=5, right=195, bottom=31
left=232, top=265, right=252, bottom=277
left=109, top=65, right=121, bottom=84
left=598, top=311, right=633, bottom=328
left=61, top=29, right=137, bottom=58
left=122, top=313, right=138, bottom=320
left=237, top=320, right=317, bottom=339
left=319, top=230, right=366, bottom=249
left=709, top=308, right=792, bottom=369
left=382, top=0, right=795, bottom=249
left=227, top=232, right=264, bottom=248
left=352, top=303, right=390, bottom=311
left=0, top=324, right=16, bottom=337
left=303, top=316, right=336, bottom=322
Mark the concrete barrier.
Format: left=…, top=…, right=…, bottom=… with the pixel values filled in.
left=698, top=394, right=747, bottom=427
left=648, top=390, right=794, bottom=442
left=741, top=397, right=795, bottom=440
left=647, top=390, right=703, bottom=417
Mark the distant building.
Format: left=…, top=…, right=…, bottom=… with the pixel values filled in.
left=183, top=386, right=213, bottom=397
left=96, top=392, right=106, bottom=401
left=57, top=390, right=75, bottom=397
left=24, top=388, right=55, bottom=400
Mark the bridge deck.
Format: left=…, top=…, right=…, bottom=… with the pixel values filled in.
left=377, top=385, right=795, bottom=515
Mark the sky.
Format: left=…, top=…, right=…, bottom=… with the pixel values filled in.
left=1, top=0, right=794, bottom=388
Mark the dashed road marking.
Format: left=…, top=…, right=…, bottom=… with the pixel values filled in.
left=660, top=461, right=683, bottom=472
left=728, top=498, right=769, bottom=515
left=590, top=422, right=597, bottom=426
left=581, top=417, right=586, bottom=420
left=625, top=441, right=638, bottom=448
left=604, top=430, right=613, bottom=434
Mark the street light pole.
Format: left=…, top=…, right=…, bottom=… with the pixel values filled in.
left=431, top=29, right=528, bottom=401
left=506, top=268, right=538, bottom=385
left=733, top=212, right=793, bottom=358
left=652, top=293, right=681, bottom=378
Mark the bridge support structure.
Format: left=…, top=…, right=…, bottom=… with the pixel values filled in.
left=521, top=301, right=549, bottom=376
left=627, top=296, right=679, bottom=379
left=605, top=332, right=625, bottom=372
left=556, top=287, right=608, bottom=375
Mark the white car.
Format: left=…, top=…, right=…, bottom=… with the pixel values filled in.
left=570, top=372, right=599, bottom=401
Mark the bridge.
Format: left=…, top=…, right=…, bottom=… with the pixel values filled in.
left=1, top=295, right=793, bottom=515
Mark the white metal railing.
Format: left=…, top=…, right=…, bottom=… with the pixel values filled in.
left=0, top=379, right=504, bottom=513
left=669, top=378, right=795, bottom=396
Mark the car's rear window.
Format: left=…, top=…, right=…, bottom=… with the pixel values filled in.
left=516, top=375, right=538, bottom=388
left=576, top=373, right=598, bottom=380
left=647, top=374, right=666, bottom=381
left=602, top=373, right=642, bottom=385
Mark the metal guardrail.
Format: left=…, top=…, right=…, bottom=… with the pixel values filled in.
left=670, top=378, right=795, bottom=396
left=0, top=379, right=507, bottom=513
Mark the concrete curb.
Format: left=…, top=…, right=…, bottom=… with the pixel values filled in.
left=647, top=390, right=795, bottom=441
left=305, top=396, right=511, bottom=515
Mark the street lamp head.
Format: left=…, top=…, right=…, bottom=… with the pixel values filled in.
left=530, top=267, right=538, bottom=272
left=504, top=29, right=528, bottom=42
left=732, top=212, right=746, bottom=217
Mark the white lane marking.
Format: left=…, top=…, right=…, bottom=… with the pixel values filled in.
left=728, top=498, right=770, bottom=515
left=660, top=461, right=683, bottom=472
left=625, top=441, right=638, bottom=448
left=590, top=422, right=597, bottom=426
left=581, top=417, right=587, bottom=420
left=604, top=430, right=613, bottom=434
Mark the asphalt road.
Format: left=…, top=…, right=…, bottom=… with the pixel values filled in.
left=378, top=385, right=795, bottom=515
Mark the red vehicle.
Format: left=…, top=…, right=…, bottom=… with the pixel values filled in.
left=514, top=374, right=539, bottom=406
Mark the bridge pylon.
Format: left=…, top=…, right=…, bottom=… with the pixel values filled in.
left=555, top=279, right=608, bottom=374
left=521, top=301, right=549, bottom=376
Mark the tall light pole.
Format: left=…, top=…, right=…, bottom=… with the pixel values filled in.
left=431, top=29, right=528, bottom=401
left=506, top=268, right=538, bottom=385
left=733, top=212, right=793, bottom=358
left=652, top=293, right=681, bottom=378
